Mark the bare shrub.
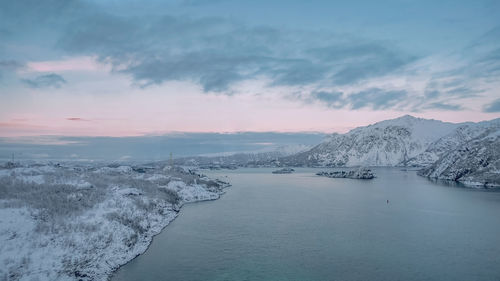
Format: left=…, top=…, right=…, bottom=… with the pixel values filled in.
left=0, top=176, right=106, bottom=220
left=158, top=188, right=180, bottom=205
left=105, top=211, right=146, bottom=234
left=151, top=177, right=171, bottom=186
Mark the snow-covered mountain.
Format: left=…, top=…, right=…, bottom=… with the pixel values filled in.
left=281, top=115, right=460, bottom=167
left=418, top=133, right=500, bottom=187
left=406, top=118, right=500, bottom=167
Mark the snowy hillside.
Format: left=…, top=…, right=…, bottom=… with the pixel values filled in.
left=406, top=118, right=500, bottom=167
left=418, top=134, right=500, bottom=187
left=281, top=115, right=459, bottom=167
left=0, top=163, right=229, bottom=281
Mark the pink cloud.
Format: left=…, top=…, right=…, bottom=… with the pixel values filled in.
left=0, top=136, right=83, bottom=145
left=2, top=79, right=498, bottom=137
left=10, top=118, right=29, bottom=122
left=26, top=57, right=103, bottom=72
left=66, top=117, right=90, bottom=121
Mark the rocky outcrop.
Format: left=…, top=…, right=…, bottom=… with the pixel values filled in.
left=406, top=118, right=500, bottom=167
left=418, top=136, right=500, bottom=187
left=316, top=168, right=375, bottom=179
left=272, top=168, right=295, bottom=174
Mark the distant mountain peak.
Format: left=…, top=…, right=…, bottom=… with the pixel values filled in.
left=373, top=114, right=439, bottom=126
left=283, top=116, right=500, bottom=169
left=396, top=114, right=418, bottom=120
left=283, top=116, right=463, bottom=167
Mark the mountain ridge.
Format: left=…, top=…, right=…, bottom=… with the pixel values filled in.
left=281, top=115, right=463, bottom=167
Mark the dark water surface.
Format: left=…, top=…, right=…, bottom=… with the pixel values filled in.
left=112, top=168, right=500, bottom=281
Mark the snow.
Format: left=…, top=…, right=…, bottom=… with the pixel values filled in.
left=146, top=174, right=170, bottom=181
left=418, top=134, right=500, bottom=187
left=0, top=163, right=229, bottom=281
left=170, top=182, right=220, bottom=202
left=18, top=175, right=45, bottom=184
left=283, top=115, right=461, bottom=167
left=115, top=187, right=143, bottom=196
left=94, top=166, right=133, bottom=174
left=316, top=167, right=375, bottom=179
left=358, top=115, right=458, bottom=144
left=282, top=115, right=500, bottom=174
left=59, top=178, right=93, bottom=189
left=407, top=118, right=500, bottom=167
left=280, top=115, right=499, bottom=187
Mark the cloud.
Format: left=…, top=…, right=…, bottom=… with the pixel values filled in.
left=424, top=90, right=440, bottom=99
left=0, top=0, right=90, bottom=28
left=21, top=73, right=66, bottom=88
left=445, top=86, right=484, bottom=97
left=268, top=59, right=330, bottom=87
left=0, top=60, right=25, bottom=80
left=347, top=88, right=408, bottom=110
left=449, top=25, right=500, bottom=80
left=421, top=74, right=485, bottom=102
left=483, top=99, right=500, bottom=112
left=66, top=117, right=89, bottom=121
left=311, top=91, right=345, bottom=108
left=308, top=44, right=416, bottom=85
left=0, top=136, right=82, bottom=145
left=181, top=0, right=228, bottom=6
left=1, top=0, right=497, bottom=115
left=425, top=102, right=463, bottom=111
left=306, top=88, right=413, bottom=111
left=55, top=11, right=416, bottom=93
left=0, top=60, right=24, bottom=70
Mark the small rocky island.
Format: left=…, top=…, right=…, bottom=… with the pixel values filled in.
left=272, top=168, right=295, bottom=174
left=316, top=168, right=375, bottom=179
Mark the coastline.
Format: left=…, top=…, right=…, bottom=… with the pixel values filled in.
left=0, top=164, right=230, bottom=281
left=107, top=192, right=227, bottom=281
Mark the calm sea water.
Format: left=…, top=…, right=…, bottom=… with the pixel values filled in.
left=112, top=168, right=500, bottom=281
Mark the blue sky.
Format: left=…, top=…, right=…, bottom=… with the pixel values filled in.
left=0, top=0, right=499, bottom=138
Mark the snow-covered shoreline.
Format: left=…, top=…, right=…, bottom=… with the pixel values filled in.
left=417, top=134, right=500, bottom=188
left=0, top=163, right=230, bottom=281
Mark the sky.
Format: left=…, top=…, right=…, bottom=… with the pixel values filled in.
left=1, top=0, right=500, bottom=139
left=0, top=132, right=326, bottom=161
